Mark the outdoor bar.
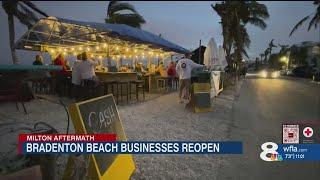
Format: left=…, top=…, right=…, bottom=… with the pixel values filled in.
left=14, top=16, right=189, bottom=102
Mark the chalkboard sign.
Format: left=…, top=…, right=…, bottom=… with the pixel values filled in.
left=65, top=94, right=135, bottom=179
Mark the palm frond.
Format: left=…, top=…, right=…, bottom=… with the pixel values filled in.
left=21, top=1, right=48, bottom=17
left=14, top=2, right=39, bottom=28
left=107, top=13, right=146, bottom=28
left=108, top=1, right=137, bottom=16
left=308, top=10, right=320, bottom=30
left=246, top=17, right=267, bottom=29
left=289, top=15, right=310, bottom=36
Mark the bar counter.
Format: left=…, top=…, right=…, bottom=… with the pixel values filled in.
left=95, top=71, right=138, bottom=82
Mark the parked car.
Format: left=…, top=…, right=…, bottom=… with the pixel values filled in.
left=292, top=66, right=314, bottom=78
left=312, top=68, right=320, bottom=81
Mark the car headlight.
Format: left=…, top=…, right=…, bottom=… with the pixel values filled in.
left=260, top=70, right=267, bottom=78
left=271, top=71, right=280, bottom=78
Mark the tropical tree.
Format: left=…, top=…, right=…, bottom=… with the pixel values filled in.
left=268, top=39, right=277, bottom=52
left=212, top=1, right=269, bottom=70
left=278, top=43, right=290, bottom=56
left=2, top=0, right=48, bottom=64
left=289, top=1, right=320, bottom=37
left=105, top=1, right=146, bottom=28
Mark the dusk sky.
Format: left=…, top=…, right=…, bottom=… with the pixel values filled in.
left=0, top=1, right=319, bottom=64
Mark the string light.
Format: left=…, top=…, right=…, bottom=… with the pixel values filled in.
left=50, top=49, right=55, bottom=53
left=116, top=46, right=119, bottom=50
left=73, top=52, right=77, bottom=56
left=87, top=47, right=91, bottom=51
left=71, top=47, right=75, bottom=51
left=78, top=46, right=83, bottom=51
left=134, top=49, right=137, bottom=53
left=58, top=48, right=62, bottom=52
left=63, top=48, right=67, bottom=52
left=103, top=43, right=107, bottom=48
left=98, top=55, right=102, bottom=59
left=96, top=46, right=100, bottom=50
left=126, top=48, right=129, bottom=52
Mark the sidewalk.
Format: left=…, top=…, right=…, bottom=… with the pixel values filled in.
left=119, top=80, right=244, bottom=179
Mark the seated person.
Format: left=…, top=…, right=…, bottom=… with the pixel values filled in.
left=53, top=54, right=68, bottom=75
left=155, top=62, right=167, bottom=77
left=33, top=54, right=44, bottom=65
left=167, top=61, right=177, bottom=88
left=72, top=54, right=82, bottom=86
left=135, top=63, right=147, bottom=73
left=65, top=60, right=71, bottom=70
left=52, top=54, right=69, bottom=96
left=77, top=52, right=99, bottom=83
left=77, top=52, right=104, bottom=99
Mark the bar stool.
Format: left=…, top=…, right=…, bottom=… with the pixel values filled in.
left=156, top=77, right=169, bottom=91
left=129, top=80, right=145, bottom=101
left=103, top=81, right=118, bottom=102
left=79, top=79, right=96, bottom=101
left=117, top=81, right=130, bottom=104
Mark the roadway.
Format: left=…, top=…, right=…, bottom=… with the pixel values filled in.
left=218, top=75, right=320, bottom=180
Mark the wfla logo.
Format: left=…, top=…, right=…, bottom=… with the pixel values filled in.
left=260, top=142, right=283, bottom=161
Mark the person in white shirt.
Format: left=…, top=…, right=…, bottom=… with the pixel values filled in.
left=175, top=53, right=204, bottom=103
left=77, top=52, right=99, bottom=82
left=72, top=54, right=82, bottom=86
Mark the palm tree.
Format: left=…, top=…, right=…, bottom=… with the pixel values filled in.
left=212, top=1, right=269, bottom=69
left=105, top=1, right=146, bottom=29
left=289, top=1, right=320, bottom=37
left=267, top=39, right=277, bottom=54
left=278, top=43, right=290, bottom=55
left=2, top=0, right=48, bottom=64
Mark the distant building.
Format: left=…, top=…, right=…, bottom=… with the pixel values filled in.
left=290, top=41, right=320, bottom=68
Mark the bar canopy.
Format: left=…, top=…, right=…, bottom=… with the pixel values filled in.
left=15, top=16, right=189, bottom=59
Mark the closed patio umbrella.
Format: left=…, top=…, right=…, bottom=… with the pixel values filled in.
left=203, top=37, right=219, bottom=70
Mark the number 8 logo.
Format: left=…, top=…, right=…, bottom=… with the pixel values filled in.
left=260, top=142, right=278, bottom=161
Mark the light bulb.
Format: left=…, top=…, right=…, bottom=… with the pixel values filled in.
left=79, top=47, right=83, bottom=51
left=87, top=47, right=91, bottom=51
left=96, top=46, right=100, bottom=50
left=71, top=47, right=75, bottom=51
